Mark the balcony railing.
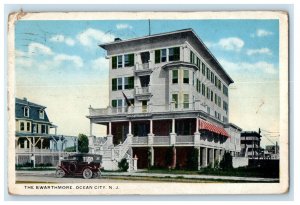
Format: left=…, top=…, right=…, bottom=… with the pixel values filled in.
left=153, top=136, right=170, bottom=145
left=135, top=63, right=150, bottom=71
left=89, top=102, right=204, bottom=117
left=175, top=135, right=194, bottom=144
left=135, top=86, right=150, bottom=95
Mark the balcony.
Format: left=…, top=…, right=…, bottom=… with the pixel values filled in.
left=135, top=86, right=152, bottom=101
left=134, top=63, right=153, bottom=76
left=88, top=102, right=203, bottom=117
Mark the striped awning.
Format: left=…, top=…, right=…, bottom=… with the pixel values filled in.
left=199, top=119, right=229, bottom=138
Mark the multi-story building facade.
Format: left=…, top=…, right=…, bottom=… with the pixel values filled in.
left=87, top=29, right=241, bottom=170
left=15, top=97, right=74, bottom=166
left=241, top=131, right=262, bottom=159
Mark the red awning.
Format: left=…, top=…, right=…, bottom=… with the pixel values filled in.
left=199, top=119, right=229, bottom=138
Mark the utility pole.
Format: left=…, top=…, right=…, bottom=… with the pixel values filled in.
left=148, top=19, right=151, bottom=36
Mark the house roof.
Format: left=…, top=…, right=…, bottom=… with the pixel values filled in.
left=15, top=97, right=51, bottom=123
left=99, top=28, right=234, bottom=84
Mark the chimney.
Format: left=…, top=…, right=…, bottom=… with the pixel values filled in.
left=114, top=38, right=122, bottom=42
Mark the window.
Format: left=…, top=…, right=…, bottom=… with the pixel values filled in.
left=32, top=124, right=37, bottom=133
left=172, top=70, right=178, bottom=84
left=112, top=56, right=117, bottom=69
left=41, top=125, right=46, bottom=134
left=117, top=55, right=123, bottom=68
left=124, top=54, right=134, bottom=67
left=207, top=107, right=210, bottom=115
left=190, top=51, right=195, bottom=64
left=218, top=96, right=221, bottom=107
left=206, top=87, right=210, bottom=99
left=223, top=101, right=228, bottom=113
left=20, top=122, right=25, bottom=131
left=117, top=78, right=123, bottom=90
left=39, top=110, right=44, bottom=119
left=202, top=84, right=206, bottom=96
left=206, top=67, right=210, bottom=80
left=223, top=84, right=228, bottom=96
left=183, top=94, right=189, bottom=109
left=169, top=47, right=180, bottom=61
left=211, top=91, right=213, bottom=101
left=155, top=49, right=167, bottom=63
left=196, top=79, right=201, bottom=93
left=26, top=122, right=30, bottom=131
left=127, top=77, right=134, bottom=89
left=217, top=79, right=221, bottom=90
left=112, top=78, right=117, bottom=91
left=197, top=57, right=201, bottom=70
left=183, top=70, right=189, bottom=84
left=215, top=76, right=218, bottom=87
left=223, top=116, right=228, bottom=123
left=211, top=72, right=215, bottom=84
left=202, top=63, right=206, bottom=75
left=24, top=107, right=29, bottom=117
left=215, top=93, right=218, bottom=105
left=112, top=99, right=123, bottom=112
left=172, top=94, right=178, bottom=108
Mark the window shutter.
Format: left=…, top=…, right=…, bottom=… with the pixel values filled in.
left=155, top=50, right=161, bottom=64
left=112, top=78, right=117, bottom=91
left=174, top=47, right=180, bottom=61
left=128, top=76, right=134, bottom=89
left=112, top=56, right=117, bottom=69
left=112, top=100, right=117, bottom=107
left=129, top=54, right=134, bottom=66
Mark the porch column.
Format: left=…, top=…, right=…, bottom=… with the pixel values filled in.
left=149, top=147, right=154, bottom=166
left=89, top=121, right=93, bottom=137
left=149, top=119, right=153, bottom=134
left=195, top=117, right=199, bottom=133
left=128, top=121, right=132, bottom=135
left=126, top=121, right=133, bottom=144
left=108, top=121, right=112, bottom=135
left=202, top=147, right=208, bottom=167
left=107, top=121, right=113, bottom=145
left=211, top=148, right=215, bottom=168
left=32, top=137, right=36, bottom=168
left=171, top=118, right=175, bottom=134
left=194, top=118, right=200, bottom=145
left=40, top=139, right=44, bottom=164
left=197, top=147, right=201, bottom=170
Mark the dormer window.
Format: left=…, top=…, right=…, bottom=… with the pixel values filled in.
left=24, top=107, right=29, bottom=117
left=39, top=110, right=45, bottom=119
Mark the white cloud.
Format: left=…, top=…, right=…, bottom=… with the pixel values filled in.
left=251, top=29, right=273, bottom=38
left=28, top=42, right=54, bottom=56
left=116, top=24, right=133, bottom=30
left=219, top=59, right=278, bottom=75
left=49, top=35, right=75, bottom=46
left=76, top=28, right=115, bottom=48
left=218, top=37, right=244, bottom=51
left=246, top=48, right=272, bottom=56
left=54, top=54, right=83, bottom=68
left=91, top=57, right=108, bottom=70
left=205, top=37, right=244, bottom=52
left=256, top=29, right=273, bottom=37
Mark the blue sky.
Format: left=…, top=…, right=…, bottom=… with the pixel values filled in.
left=15, top=19, right=280, bottom=147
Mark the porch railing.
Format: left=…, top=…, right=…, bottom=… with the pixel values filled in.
left=176, top=135, right=194, bottom=144
left=153, top=136, right=170, bottom=145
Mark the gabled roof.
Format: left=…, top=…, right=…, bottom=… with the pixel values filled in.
left=99, top=28, right=233, bottom=84
left=15, top=97, right=51, bottom=123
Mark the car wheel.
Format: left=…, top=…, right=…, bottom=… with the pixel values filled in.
left=56, top=168, right=65, bottom=178
left=83, top=168, right=93, bottom=179
left=92, top=172, right=98, bottom=178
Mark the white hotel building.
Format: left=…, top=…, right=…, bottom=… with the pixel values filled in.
left=87, top=29, right=241, bottom=170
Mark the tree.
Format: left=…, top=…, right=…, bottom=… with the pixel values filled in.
left=118, top=158, right=129, bottom=172
left=78, top=134, right=89, bottom=153
left=219, top=152, right=233, bottom=170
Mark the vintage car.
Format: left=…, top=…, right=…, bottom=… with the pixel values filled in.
left=55, top=153, right=102, bottom=179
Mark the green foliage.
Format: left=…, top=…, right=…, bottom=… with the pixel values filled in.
left=64, top=146, right=76, bottom=152
left=219, top=152, right=233, bottom=170
left=78, top=134, right=89, bottom=153
left=118, top=158, right=129, bottom=172
left=186, top=148, right=199, bottom=170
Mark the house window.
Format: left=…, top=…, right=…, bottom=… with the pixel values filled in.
left=26, top=122, right=31, bottom=131
left=206, top=87, right=210, bottom=99
left=197, top=57, right=201, bottom=70
left=190, top=51, right=195, bottom=64
left=202, top=84, right=206, bottom=96
left=217, top=79, right=222, bottom=90
left=183, top=94, right=189, bottom=109
left=215, top=93, right=218, bottom=105
left=112, top=99, right=123, bottom=112
left=215, top=76, right=218, bottom=87
left=155, top=49, right=167, bottom=63
left=124, top=54, right=134, bottom=67
left=168, top=47, right=180, bottom=61
left=206, top=67, right=210, bottom=80
left=172, top=94, right=178, bottom=108
left=202, top=63, right=206, bottom=76
left=39, top=110, right=44, bottom=119
left=218, top=96, right=221, bottom=107
left=211, top=72, right=215, bottom=84
left=24, top=107, right=29, bottom=117
left=223, top=84, right=228, bottom=96
left=117, top=78, right=123, bottom=90
left=183, top=70, right=189, bottom=84
left=117, top=55, right=123, bottom=68
left=32, top=124, right=37, bottom=133
left=223, top=101, right=228, bottom=113
left=196, top=79, right=201, bottom=93
left=207, top=106, right=210, bottom=115
left=41, top=125, right=46, bottom=134
left=211, top=91, right=213, bottom=101
left=172, top=70, right=178, bottom=84
left=20, top=122, right=25, bottom=131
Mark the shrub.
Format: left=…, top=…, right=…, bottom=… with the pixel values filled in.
left=219, top=152, right=233, bottom=170
left=186, top=148, right=199, bottom=170
left=78, top=134, right=89, bottom=153
left=118, top=158, right=129, bottom=172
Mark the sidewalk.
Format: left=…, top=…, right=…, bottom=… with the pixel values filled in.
left=16, top=170, right=279, bottom=182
